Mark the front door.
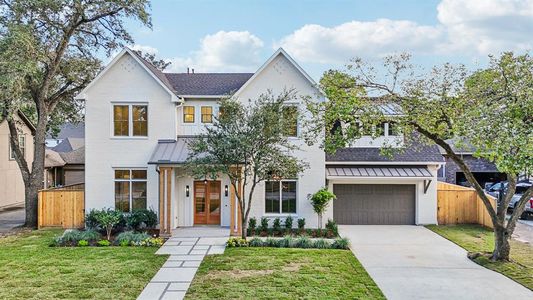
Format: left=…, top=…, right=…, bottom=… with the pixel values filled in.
left=194, top=181, right=221, bottom=225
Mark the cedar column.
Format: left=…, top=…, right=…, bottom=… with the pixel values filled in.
left=229, top=167, right=242, bottom=236
left=159, top=167, right=172, bottom=236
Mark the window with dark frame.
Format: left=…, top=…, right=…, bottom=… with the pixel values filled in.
left=114, top=169, right=147, bottom=212
left=183, top=106, right=195, bottom=123
left=201, top=106, right=213, bottom=123
left=265, top=180, right=297, bottom=214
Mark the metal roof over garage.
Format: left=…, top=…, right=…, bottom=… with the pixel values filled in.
left=326, top=166, right=433, bottom=178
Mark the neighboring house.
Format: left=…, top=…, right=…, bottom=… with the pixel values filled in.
left=77, top=47, right=440, bottom=235
left=437, top=139, right=504, bottom=188
left=44, top=137, right=85, bottom=188
left=0, top=112, right=35, bottom=210
left=45, top=122, right=84, bottom=148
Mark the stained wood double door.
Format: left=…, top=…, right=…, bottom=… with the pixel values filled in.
left=194, top=181, right=221, bottom=225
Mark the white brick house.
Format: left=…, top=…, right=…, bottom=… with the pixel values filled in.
left=77, top=47, right=441, bottom=235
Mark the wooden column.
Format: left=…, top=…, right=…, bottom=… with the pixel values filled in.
left=229, top=168, right=243, bottom=236
left=159, top=167, right=173, bottom=236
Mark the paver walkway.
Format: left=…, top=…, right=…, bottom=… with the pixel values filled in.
left=137, top=227, right=228, bottom=300
left=340, top=225, right=533, bottom=300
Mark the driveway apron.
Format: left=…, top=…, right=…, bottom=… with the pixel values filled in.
left=339, top=225, right=532, bottom=300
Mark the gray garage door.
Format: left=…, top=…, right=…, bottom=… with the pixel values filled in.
left=333, top=184, right=415, bottom=225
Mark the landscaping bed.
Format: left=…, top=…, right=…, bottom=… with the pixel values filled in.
left=426, top=224, right=533, bottom=290
left=0, top=229, right=167, bottom=299
left=185, top=247, right=384, bottom=299
left=246, top=216, right=339, bottom=238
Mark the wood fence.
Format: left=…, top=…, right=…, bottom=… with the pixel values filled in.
left=38, top=184, right=85, bottom=229
left=437, top=182, right=495, bottom=228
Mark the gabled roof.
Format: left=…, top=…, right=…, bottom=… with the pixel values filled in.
left=59, top=146, right=85, bottom=165
left=0, top=110, right=36, bottom=134
left=234, top=48, right=319, bottom=98
left=46, top=122, right=85, bottom=140
left=165, top=73, right=253, bottom=96
left=52, top=137, right=84, bottom=152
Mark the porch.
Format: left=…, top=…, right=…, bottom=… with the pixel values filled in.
left=149, top=138, right=242, bottom=236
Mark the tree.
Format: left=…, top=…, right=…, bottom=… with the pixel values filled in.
left=309, top=188, right=336, bottom=229
left=186, top=91, right=308, bottom=238
left=133, top=50, right=171, bottom=71
left=307, top=52, right=532, bottom=261
left=0, top=0, right=151, bottom=228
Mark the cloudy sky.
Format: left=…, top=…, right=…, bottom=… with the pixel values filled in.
left=125, top=0, right=533, bottom=80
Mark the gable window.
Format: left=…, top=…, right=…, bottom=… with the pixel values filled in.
left=114, top=169, right=147, bottom=212
left=183, top=106, right=195, bottom=123
left=201, top=106, right=213, bottom=123
left=9, top=135, right=25, bottom=160
left=113, top=104, right=148, bottom=137
left=283, top=106, right=298, bottom=137
left=265, top=180, right=297, bottom=214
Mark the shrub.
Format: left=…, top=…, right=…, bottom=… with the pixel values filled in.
left=79, top=229, right=101, bottom=242
left=116, top=231, right=151, bottom=246
left=60, top=230, right=84, bottom=244
left=97, top=240, right=110, bottom=247
left=325, top=219, right=338, bottom=236
left=273, top=218, right=282, bottom=234
left=260, top=217, right=269, bottom=232
left=140, top=237, right=164, bottom=247
left=226, top=237, right=249, bottom=247
left=248, top=217, right=257, bottom=233
left=313, top=238, right=330, bottom=249
left=279, top=235, right=294, bottom=247
left=93, top=208, right=123, bottom=240
left=332, top=237, right=350, bottom=250
left=284, top=216, right=293, bottom=230
left=125, top=209, right=158, bottom=231
left=119, top=240, right=130, bottom=247
left=78, top=240, right=89, bottom=247
left=85, top=209, right=101, bottom=230
left=295, top=236, right=313, bottom=248
left=297, top=218, right=305, bottom=230
left=249, top=237, right=264, bottom=247
left=265, top=237, right=278, bottom=247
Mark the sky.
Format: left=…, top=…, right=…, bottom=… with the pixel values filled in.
left=123, top=0, right=533, bottom=80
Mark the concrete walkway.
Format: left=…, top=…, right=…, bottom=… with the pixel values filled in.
left=137, top=227, right=228, bottom=300
left=339, top=225, right=532, bottom=300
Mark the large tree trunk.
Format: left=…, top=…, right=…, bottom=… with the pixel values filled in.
left=492, top=224, right=511, bottom=261
left=24, top=110, right=48, bottom=228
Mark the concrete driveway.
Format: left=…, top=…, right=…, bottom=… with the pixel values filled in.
left=339, top=225, right=532, bottom=300
left=0, top=208, right=25, bottom=234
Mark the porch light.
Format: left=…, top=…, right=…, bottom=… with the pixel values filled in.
left=224, top=185, right=229, bottom=197
left=185, top=185, right=190, bottom=197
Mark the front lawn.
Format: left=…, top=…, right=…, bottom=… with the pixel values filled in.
left=427, top=224, right=532, bottom=290
left=186, top=247, right=384, bottom=299
left=0, top=229, right=167, bottom=299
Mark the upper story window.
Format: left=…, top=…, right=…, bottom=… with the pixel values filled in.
left=201, top=106, right=213, bottom=123
left=283, top=106, right=298, bottom=137
left=113, top=104, right=148, bottom=137
left=265, top=180, right=297, bottom=214
left=114, top=169, right=147, bottom=212
left=9, top=135, right=25, bottom=160
left=183, top=106, right=195, bottom=123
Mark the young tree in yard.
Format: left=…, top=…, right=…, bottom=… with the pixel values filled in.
left=309, top=188, right=336, bottom=229
left=0, top=0, right=151, bottom=228
left=186, top=91, right=308, bottom=238
left=307, top=52, right=532, bottom=261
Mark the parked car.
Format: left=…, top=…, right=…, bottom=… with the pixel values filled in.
left=486, top=181, right=507, bottom=198
left=507, top=182, right=533, bottom=220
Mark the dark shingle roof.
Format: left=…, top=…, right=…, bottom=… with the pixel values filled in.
left=59, top=146, right=85, bottom=165
left=129, top=49, right=176, bottom=94
left=46, top=122, right=85, bottom=139
left=326, top=143, right=444, bottom=163
left=164, top=73, right=253, bottom=96
left=52, top=137, right=84, bottom=152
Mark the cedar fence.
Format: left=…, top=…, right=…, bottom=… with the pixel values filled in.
left=38, top=183, right=85, bottom=229
left=437, top=182, right=495, bottom=228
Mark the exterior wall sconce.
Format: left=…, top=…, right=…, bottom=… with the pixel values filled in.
left=185, top=185, right=190, bottom=197
left=224, top=185, right=229, bottom=197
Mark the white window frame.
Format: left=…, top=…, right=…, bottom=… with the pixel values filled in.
left=111, top=102, right=149, bottom=139
left=264, top=180, right=298, bottom=215
left=113, top=168, right=148, bottom=212
left=201, top=106, right=213, bottom=124
left=9, top=135, right=25, bottom=161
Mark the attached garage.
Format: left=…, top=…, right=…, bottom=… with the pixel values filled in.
left=333, top=184, right=415, bottom=225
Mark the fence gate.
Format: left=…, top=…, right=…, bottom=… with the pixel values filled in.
left=38, top=184, right=85, bottom=229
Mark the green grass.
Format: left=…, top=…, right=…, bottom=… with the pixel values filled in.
left=185, top=247, right=384, bottom=299
left=0, top=229, right=168, bottom=299
left=427, top=224, right=532, bottom=290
